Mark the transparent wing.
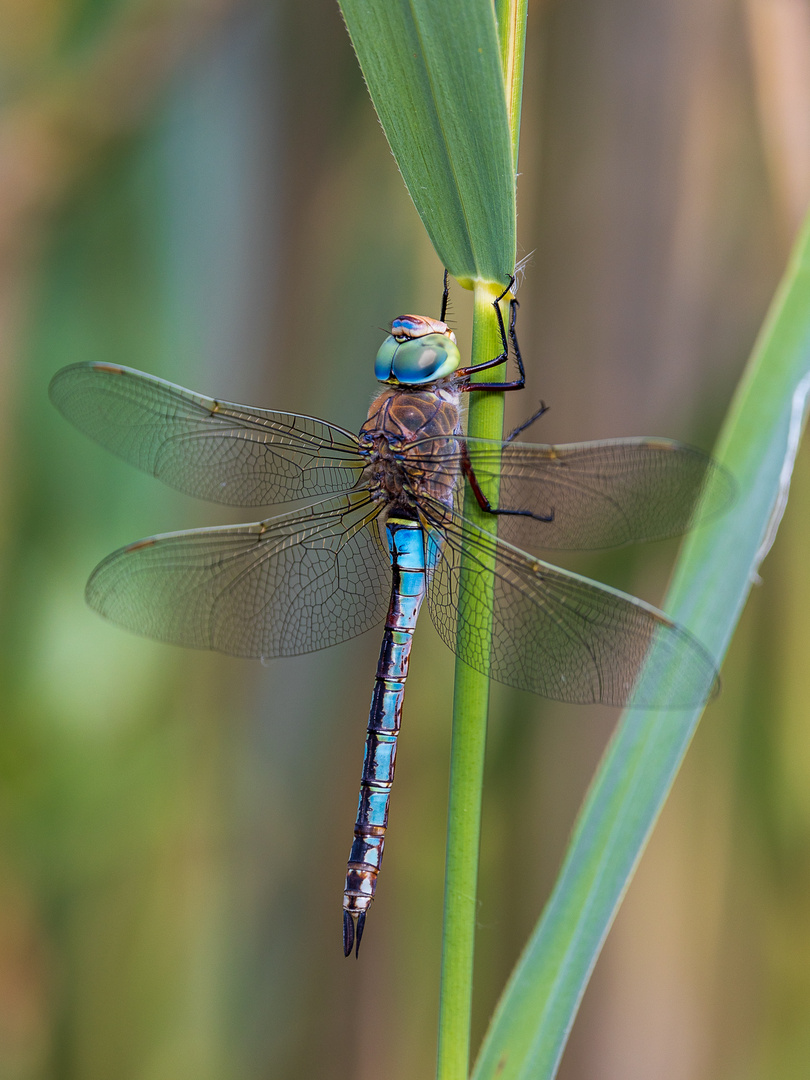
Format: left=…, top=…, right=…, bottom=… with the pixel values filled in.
left=86, top=492, right=389, bottom=657
left=49, top=362, right=365, bottom=506
left=422, top=503, right=718, bottom=708
left=407, top=435, right=733, bottom=551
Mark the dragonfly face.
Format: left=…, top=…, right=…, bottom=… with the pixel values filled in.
left=48, top=278, right=732, bottom=958
left=374, top=315, right=461, bottom=385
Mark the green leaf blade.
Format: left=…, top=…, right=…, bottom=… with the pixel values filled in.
left=471, top=211, right=810, bottom=1080
left=338, top=0, right=516, bottom=285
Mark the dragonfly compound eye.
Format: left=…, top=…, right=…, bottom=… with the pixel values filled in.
left=374, top=333, right=461, bottom=385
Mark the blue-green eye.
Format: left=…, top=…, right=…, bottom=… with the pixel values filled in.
left=374, top=336, right=400, bottom=382
left=374, top=333, right=461, bottom=385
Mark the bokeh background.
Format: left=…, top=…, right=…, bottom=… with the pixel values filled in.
left=1, top=0, right=809, bottom=1077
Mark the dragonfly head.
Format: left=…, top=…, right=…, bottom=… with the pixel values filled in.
left=375, top=316, right=461, bottom=386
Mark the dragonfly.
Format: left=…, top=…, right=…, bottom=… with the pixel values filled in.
left=49, top=276, right=730, bottom=957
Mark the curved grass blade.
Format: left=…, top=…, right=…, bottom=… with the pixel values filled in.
left=471, top=204, right=810, bottom=1080
left=337, top=0, right=515, bottom=287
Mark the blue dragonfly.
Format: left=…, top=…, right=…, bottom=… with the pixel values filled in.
left=49, top=277, right=729, bottom=956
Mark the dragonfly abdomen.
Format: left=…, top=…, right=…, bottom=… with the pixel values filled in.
left=342, top=518, right=428, bottom=957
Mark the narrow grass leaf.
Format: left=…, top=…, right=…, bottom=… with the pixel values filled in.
left=338, top=0, right=515, bottom=287
left=472, top=210, right=810, bottom=1079
left=495, top=0, right=529, bottom=163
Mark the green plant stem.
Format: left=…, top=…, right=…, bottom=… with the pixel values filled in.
left=437, top=7, right=525, bottom=1077
left=437, top=285, right=508, bottom=1080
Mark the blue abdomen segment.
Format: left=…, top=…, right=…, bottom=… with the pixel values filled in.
left=343, top=518, right=428, bottom=956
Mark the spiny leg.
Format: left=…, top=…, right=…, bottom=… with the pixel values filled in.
left=506, top=400, right=549, bottom=443
left=458, top=277, right=526, bottom=392
left=461, top=441, right=554, bottom=525
left=439, top=269, right=450, bottom=323
left=457, top=278, right=512, bottom=378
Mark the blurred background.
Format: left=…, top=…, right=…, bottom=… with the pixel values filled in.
left=0, top=0, right=809, bottom=1077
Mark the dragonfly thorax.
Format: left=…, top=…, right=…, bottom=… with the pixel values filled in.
left=375, top=315, right=460, bottom=386
left=359, top=385, right=462, bottom=515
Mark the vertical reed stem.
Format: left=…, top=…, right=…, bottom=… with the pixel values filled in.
left=437, top=6, right=526, bottom=1075
left=436, top=286, right=507, bottom=1080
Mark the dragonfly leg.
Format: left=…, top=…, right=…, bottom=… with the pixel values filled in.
left=439, top=268, right=450, bottom=322
left=462, top=442, right=554, bottom=524
left=459, top=278, right=526, bottom=393
left=505, top=401, right=549, bottom=443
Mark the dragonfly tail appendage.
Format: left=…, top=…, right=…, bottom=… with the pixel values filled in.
left=343, top=519, right=427, bottom=957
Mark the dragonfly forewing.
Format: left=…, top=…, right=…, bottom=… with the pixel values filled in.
left=49, top=362, right=365, bottom=506
left=86, top=492, right=389, bottom=657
